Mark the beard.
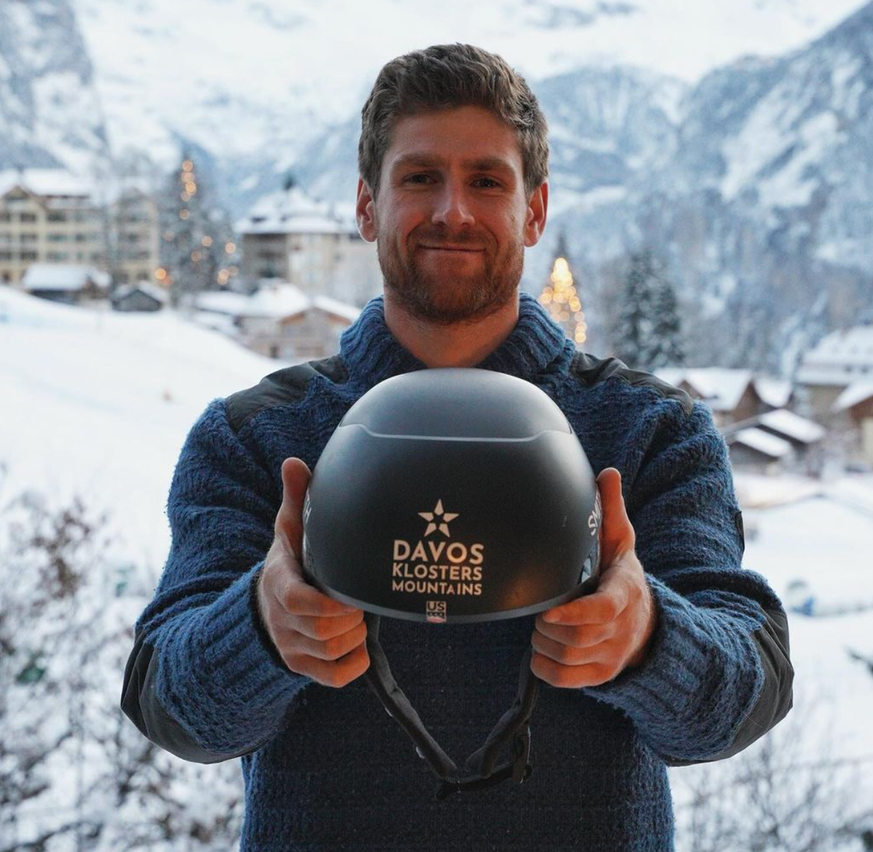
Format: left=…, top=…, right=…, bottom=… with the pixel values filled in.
left=378, top=229, right=524, bottom=326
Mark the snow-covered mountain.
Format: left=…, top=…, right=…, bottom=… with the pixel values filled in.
left=2, top=0, right=865, bottom=204
left=66, top=0, right=870, bottom=172
left=0, top=0, right=109, bottom=181
left=625, top=1, right=873, bottom=373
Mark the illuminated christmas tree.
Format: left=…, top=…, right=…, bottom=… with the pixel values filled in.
left=158, top=151, right=237, bottom=309
left=538, top=232, right=588, bottom=347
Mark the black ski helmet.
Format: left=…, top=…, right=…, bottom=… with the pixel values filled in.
left=302, top=368, right=602, bottom=796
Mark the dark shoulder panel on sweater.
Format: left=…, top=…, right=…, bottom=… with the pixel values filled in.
left=569, top=352, right=694, bottom=417
left=225, top=354, right=349, bottom=434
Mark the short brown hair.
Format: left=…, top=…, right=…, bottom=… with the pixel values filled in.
left=358, top=43, right=549, bottom=201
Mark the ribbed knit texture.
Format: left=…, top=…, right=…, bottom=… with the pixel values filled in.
left=136, top=292, right=783, bottom=851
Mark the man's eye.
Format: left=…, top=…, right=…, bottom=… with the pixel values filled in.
left=405, top=174, right=431, bottom=184
left=474, top=178, right=500, bottom=189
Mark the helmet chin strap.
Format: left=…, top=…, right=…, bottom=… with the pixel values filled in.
left=363, top=612, right=539, bottom=800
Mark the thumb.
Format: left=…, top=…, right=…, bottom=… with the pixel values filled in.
left=595, top=467, right=635, bottom=567
left=275, top=457, right=312, bottom=560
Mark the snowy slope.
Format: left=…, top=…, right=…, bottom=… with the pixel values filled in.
left=0, top=287, right=278, bottom=573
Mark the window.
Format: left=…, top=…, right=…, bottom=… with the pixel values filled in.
left=48, top=233, right=68, bottom=242
left=20, top=233, right=38, bottom=243
left=21, top=250, right=38, bottom=260
left=20, top=213, right=37, bottom=223
left=47, top=252, right=70, bottom=261
left=48, top=212, right=67, bottom=223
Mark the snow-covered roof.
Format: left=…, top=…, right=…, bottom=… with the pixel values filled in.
left=195, top=282, right=360, bottom=322
left=756, top=409, right=825, bottom=443
left=312, top=295, right=361, bottom=323
left=193, top=289, right=254, bottom=316
left=195, top=282, right=309, bottom=319
left=796, top=325, right=873, bottom=386
left=833, top=381, right=873, bottom=412
left=22, top=264, right=109, bottom=291
left=754, top=376, right=793, bottom=409
left=237, top=184, right=354, bottom=236
left=656, top=367, right=753, bottom=412
left=0, top=168, right=93, bottom=199
left=728, top=428, right=793, bottom=459
left=243, top=282, right=311, bottom=317
left=112, top=282, right=169, bottom=304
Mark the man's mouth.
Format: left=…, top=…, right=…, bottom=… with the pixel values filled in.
left=419, top=245, right=484, bottom=253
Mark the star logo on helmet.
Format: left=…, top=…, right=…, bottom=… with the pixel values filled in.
left=418, top=500, right=458, bottom=537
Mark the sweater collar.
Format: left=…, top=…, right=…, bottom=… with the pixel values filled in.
left=339, top=291, right=570, bottom=388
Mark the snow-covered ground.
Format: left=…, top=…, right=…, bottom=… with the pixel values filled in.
left=0, top=288, right=279, bottom=575
left=2, top=287, right=872, bottom=844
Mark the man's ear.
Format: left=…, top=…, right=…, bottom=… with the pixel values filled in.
left=356, top=178, right=377, bottom=243
left=523, top=181, right=548, bottom=248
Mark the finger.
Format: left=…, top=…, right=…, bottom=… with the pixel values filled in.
left=533, top=617, right=614, bottom=648
left=288, top=609, right=365, bottom=642
left=530, top=651, right=611, bottom=689
left=531, top=628, right=603, bottom=665
left=286, top=643, right=371, bottom=689
left=540, top=586, right=625, bottom=626
left=274, top=573, right=360, bottom=618
left=284, top=619, right=368, bottom=662
left=595, top=467, right=635, bottom=567
left=275, top=457, right=312, bottom=558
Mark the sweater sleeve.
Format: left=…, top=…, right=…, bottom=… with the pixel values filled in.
left=120, top=398, right=310, bottom=763
left=584, top=398, right=793, bottom=765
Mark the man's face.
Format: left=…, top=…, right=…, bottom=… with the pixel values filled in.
left=356, top=105, right=547, bottom=325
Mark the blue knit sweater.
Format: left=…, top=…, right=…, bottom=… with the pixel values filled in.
left=125, top=293, right=791, bottom=851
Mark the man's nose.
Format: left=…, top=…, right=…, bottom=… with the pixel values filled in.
left=431, top=183, right=475, bottom=229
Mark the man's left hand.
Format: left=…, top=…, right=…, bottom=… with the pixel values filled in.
left=531, top=467, right=657, bottom=688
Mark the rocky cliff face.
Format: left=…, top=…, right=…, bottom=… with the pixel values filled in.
left=0, top=0, right=109, bottom=180
left=530, top=2, right=873, bottom=373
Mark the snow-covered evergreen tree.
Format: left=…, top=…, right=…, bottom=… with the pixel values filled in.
left=613, top=249, right=684, bottom=371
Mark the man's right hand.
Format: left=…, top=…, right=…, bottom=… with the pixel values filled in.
left=257, top=457, right=370, bottom=688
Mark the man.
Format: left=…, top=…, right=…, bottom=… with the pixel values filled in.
left=122, top=43, right=793, bottom=851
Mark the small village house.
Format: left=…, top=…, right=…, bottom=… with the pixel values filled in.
left=195, top=281, right=359, bottom=360
left=236, top=176, right=381, bottom=307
